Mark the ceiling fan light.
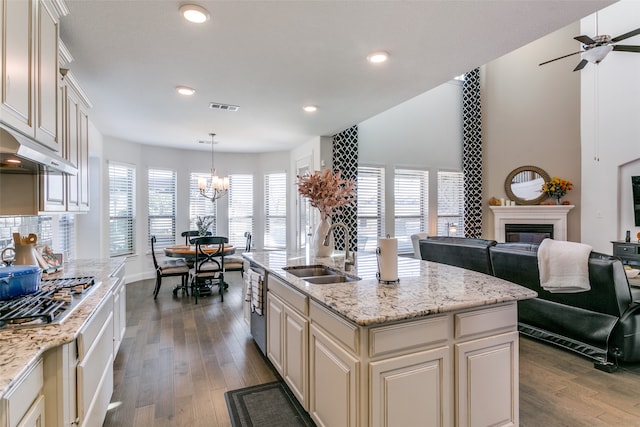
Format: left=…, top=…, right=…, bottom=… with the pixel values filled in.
left=176, top=85, right=196, bottom=96
left=583, top=45, right=613, bottom=64
left=367, top=51, right=390, bottom=63
left=180, top=4, right=210, bottom=24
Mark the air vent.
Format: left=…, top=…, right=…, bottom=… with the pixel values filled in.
left=209, top=102, right=240, bottom=112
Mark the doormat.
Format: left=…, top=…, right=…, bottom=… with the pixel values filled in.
left=225, top=381, right=315, bottom=427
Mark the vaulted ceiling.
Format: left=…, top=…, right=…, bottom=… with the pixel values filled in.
left=60, top=1, right=613, bottom=153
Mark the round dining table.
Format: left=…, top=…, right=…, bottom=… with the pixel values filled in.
left=163, top=243, right=236, bottom=260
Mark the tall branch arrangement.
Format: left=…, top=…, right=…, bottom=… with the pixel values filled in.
left=296, top=169, right=356, bottom=219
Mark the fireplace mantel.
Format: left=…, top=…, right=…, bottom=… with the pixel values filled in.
left=489, top=205, right=574, bottom=242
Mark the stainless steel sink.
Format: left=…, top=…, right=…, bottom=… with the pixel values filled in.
left=282, top=265, right=341, bottom=277
left=282, top=265, right=361, bottom=284
left=303, top=275, right=359, bottom=284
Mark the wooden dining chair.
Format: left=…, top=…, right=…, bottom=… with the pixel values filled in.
left=224, top=232, right=252, bottom=277
left=150, top=235, right=190, bottom=299
left=192, top=236, right=228, bottom=304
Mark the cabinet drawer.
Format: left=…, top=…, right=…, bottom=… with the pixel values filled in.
left=455, top=303, right=517, bottom=340
left=614, top=244, right=640, bottom=257
left=369, top=315, right=449, bottom=358
left=310, top=301, right=359, bottom=354
left=269, top=275, right=308, bottom=315
left=77, top=290, right=112, bottom=360
left=3, top=359, right=43, bottom=427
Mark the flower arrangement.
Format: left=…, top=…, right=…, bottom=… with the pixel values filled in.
left=296, top=169, right=356, bottom=219
left=195, top=215, right=214, bottom=236
left=541, top=177, right=573, bottom=201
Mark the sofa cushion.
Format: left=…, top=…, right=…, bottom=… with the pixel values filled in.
left=418, top=236, right=496, bottom=275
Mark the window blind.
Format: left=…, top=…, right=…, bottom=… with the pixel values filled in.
left=265, top=172, right=287, bottom=249
left=148, top=168, right=176, bottom=249
left=189, top=172, right=217, bottom=233
left=229, top=174, right=254, bottom=247
left=394, top=169, right=429, bottom=254
left=109, top=162, right=136, bottom=257
left=437, top=171, right=464, bottom=236
left=357, top=166, right=384, bottom=253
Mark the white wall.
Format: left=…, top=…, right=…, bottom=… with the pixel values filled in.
left=580, top=0, right=640, bottom=253
left=359, top=82, right=463, bottom=236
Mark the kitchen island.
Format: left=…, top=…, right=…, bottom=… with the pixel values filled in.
left=244, top=250, right=537, bottom=427
left=0, top=258, right=126, bottom=427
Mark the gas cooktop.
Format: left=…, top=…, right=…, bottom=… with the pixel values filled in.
left=0, top=276, right=96, bottom=329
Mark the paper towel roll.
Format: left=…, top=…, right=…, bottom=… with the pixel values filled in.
left=377, top=237, right=398, bottom=282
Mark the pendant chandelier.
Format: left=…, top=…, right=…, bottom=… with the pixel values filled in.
left=198, top=133, right=228, bottom=202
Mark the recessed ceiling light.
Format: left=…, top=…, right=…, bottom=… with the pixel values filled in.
left=303, top=105, right=318, bottom=113
left=176, top=86, right=196, bottom=96
left=180, top=4, right=210, bottom=24
left=367, top=51, right=390, bottom=64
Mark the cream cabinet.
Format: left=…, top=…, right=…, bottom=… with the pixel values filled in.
left=309, top=323, right=359, bottom=427
left=1, top=0, right=66, bottom=152
left=267, top=276, right=309, bottom=409
left=112, top=267, right=126, bottom=356
left=0, top=359, right=44, bottom=427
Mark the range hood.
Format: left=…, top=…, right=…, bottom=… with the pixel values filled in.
left=0, top=125, right=77, bottom=175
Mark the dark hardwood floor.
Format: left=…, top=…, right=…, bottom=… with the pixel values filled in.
left=103, top=273, right=276, bottom=427
left=105, top=274, right=640, bottom=426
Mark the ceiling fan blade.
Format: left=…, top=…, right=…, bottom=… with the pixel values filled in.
left=574, top=35, right=596, bottom=45
left=573, top=59, right=589, bottom=72
left=611, top=28, right=640, bottom=43
left=612, top=45, right=640, bottom=52
left=539, top=51, right=582, bottom=66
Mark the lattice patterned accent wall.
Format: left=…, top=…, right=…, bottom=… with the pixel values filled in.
left=332, top=126, right=358, bottom=251
left=462, top=69, right=483, bottom=238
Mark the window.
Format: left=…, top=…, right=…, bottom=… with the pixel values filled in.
left=189, top=172, right=217, bottom=233
left=394, top=169, right=428, bottom=254
left=357, top=166, right=384, bottom=252
left=437, top=171, right=464, bottom=236
left=148, top=169, right=176, bottom=248
left=109, top=162, right=135, bottom=257
left=228, top=174, right=254, bottom=247
left=265, top=172, right=287, bottom=249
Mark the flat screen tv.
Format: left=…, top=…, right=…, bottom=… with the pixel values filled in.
left=633, top=176, right=640, bottom=226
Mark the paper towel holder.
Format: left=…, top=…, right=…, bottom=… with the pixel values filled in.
left=376, top=234, right=400, bottom=285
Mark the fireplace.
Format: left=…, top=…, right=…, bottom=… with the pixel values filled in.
left=489, top=205, right=574, bottom=242
left=505, top=224, right=553, bottom=244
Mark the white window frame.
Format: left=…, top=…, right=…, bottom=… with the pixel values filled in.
left=394, top=168, right=429, bottom=254
left=437, top=170, right=464, bottom=237
left=228, top=174, right=254, bottom=248
left=189, top=172, right=217, bottom=234
left=148, top=168, right=177, bottom=249
left=357, top=166, right=385, bottom=253
left=109, top=162, right=136, bottom=257
left=265, top=172, right=287, bottom=249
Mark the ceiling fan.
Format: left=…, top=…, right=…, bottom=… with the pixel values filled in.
left=539, top=27, right=640, bottom=71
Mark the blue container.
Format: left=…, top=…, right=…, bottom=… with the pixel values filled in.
left=0, top=265, right=42, bottom=300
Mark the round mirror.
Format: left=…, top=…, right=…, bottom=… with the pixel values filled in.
left=504, top=165, right=550, bottom=205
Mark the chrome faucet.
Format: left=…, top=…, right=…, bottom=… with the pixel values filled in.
left=323, top=222, right=354, bottom=268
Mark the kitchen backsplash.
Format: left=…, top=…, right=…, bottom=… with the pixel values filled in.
left=0, top=215, right=75, bottom=261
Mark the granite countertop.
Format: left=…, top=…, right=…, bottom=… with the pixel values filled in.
left=0, top=257, right=125, bottom=398
left=244, top=250, right=537, bottom=326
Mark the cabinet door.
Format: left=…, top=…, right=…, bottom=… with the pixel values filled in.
left=78, top=103, right=90, bottom=210
left=16, top=394, right=45, bottom=427
left=309, top=324, right=359, bottom=427
left=283, top=305, right=308, bottom=409
left=65, top=84, right=80, bottom=211
left=40, top=170, right=66, bottom=211
left=35, top=0, right=60, bottom=150
left=113, top=278, right=126, bottom=355
left=266, top=293, right=284, bottom=374
left=455, top=331, right=519, bottom=427
left=1, top=0, right=34, bottom=134
left=370, top=347, right=451, bottom=427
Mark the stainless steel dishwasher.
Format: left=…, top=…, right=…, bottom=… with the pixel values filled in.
left=246, top=263, right=267, bottom=355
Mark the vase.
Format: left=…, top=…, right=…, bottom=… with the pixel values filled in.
left=555, top=197, right=562, bottom=205
left=312, top=216, right=333, bottom=257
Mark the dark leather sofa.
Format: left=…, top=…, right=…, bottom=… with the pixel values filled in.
left=418, top=237, right=640, bottom=368
left=418, top=236, right=497, bottom=275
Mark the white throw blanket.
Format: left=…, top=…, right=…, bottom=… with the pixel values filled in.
left=537, top=239, right=592, bottom=293
left=244, top=269, right=264, bottom=315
